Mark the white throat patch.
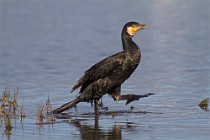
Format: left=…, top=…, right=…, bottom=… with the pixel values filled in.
left=126, top=27, right=136, bottom=36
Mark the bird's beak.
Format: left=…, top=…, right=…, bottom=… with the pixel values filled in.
left=136, top=24, right=146, bottom=31
left=127, top=24, right=147, bottom=36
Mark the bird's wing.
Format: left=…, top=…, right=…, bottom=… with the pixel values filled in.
left=71, top=52, right=125, bottom=93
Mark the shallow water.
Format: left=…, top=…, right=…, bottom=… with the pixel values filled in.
left=0, top=0, right=210, bottom=140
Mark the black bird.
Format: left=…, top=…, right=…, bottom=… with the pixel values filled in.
left=53, top=21, right=147, bottom=114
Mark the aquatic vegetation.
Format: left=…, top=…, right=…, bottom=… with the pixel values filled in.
left=20, top=98, right=26, bottom=119
left=36, top=102, right=44, bottom=122
left=35, top=95, right=56, bottom=125
left=112, top=112, right=117, bottom=119
left=0, top=85, right=22, bottom=138
left=199, top=98, right=209, bottom=112
left=45, top=94, right=52, bottom=114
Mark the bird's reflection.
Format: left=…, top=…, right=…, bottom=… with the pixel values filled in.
left=56, top=110, right=158, bottom=140
left=69, top=116, right=123, bottom=140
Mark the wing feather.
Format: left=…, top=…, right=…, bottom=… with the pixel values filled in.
left=71, top=52, right=125, bottom=93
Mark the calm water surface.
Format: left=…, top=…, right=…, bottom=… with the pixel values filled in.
left=0, top=0, right=210, bottom=140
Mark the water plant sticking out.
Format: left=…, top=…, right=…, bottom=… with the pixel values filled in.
left=199, top=98, right=209, bottom=112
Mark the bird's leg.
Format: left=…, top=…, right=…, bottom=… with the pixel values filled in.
left=94, top=99, right=99, bottom=116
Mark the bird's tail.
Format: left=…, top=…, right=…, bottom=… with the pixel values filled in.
left=52, top=98, right=80, bottom=114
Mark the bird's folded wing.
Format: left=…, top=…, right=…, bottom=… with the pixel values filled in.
left=71, top=52, right=125, bottom=93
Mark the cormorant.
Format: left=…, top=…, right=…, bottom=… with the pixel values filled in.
left=53, top=21, right=148, bottom=114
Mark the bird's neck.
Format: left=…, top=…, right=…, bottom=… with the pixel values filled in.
left=121, top=33, right=139, bottom=52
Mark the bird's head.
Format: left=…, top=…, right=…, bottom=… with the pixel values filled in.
left=123, top=21, right=146, bottom=37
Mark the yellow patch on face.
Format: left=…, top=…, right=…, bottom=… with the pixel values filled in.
left=126, top=25, right=138, bottom=36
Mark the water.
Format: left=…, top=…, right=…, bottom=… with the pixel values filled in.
left=0, top=0, right=210, bottom=140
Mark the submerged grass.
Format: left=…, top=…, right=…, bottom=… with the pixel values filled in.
left=0, top=85, right=22, bottom=138
left=0, top=85, right=55, bottom=138
left=36, top=94, right=56, bottom=126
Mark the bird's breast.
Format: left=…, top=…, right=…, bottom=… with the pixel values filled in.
left=123, top=50, right=141, bottom=69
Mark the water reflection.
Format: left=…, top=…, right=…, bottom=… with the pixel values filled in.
left=70, top=117, right=122, bottom=140
left=4, top=128, right=12, bottom=140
